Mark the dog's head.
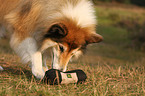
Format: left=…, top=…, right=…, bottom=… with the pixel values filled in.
left=41, top=0, right=103, bottom=71
left=42, top=20, right=103, bottom=71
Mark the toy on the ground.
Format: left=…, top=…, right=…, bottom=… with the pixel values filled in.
left=44, top=69, right=87, bottom=85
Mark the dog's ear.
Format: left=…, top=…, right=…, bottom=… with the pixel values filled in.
left=45, top=24, right=68, bottom=38
left=86, top=33, right=103, bottom=44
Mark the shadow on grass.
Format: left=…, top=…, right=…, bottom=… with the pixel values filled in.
left=1, top=64, right=33, bottom=80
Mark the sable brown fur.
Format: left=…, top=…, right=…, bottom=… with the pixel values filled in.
left=0, top=0, right=103, bottom=79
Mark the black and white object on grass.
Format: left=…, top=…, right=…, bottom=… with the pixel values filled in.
left=44, top=69, right=87, bottom=85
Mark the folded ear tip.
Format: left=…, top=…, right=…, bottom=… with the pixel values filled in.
left=86, top=33, right=103, bottom=44
left=97, top=34, right=103, bottom=43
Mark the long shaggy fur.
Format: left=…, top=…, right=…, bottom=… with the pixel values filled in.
left=0, top=0, right=103, bottom=79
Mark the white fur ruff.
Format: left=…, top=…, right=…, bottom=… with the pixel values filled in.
left=61, top=0, right=96, bottom=28
left=10, top=37, right=38, bottom=63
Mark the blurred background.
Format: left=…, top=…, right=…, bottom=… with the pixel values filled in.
left=93, top=0, right=145, bottom=7
left=93, top=0, right=145, bottom=51
left=71, top=0, right=145, bottom=68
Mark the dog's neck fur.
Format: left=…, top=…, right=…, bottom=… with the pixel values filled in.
left=60, top=0, right=96, bottom=28
left=0, top=0, right=100, bottom=79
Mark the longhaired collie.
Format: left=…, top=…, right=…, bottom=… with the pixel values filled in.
left=0, top=0, right=103, bottom=79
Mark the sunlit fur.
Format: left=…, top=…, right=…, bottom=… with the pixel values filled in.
left=0, top=0, right=103, bottom=79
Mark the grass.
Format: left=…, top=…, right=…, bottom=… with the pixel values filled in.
left=1, top=3, right=145, bottom=96
left=96, top=4, right=145, bottom=25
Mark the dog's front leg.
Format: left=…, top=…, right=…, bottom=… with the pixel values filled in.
left=10, top=36, right=45, bottom=79
left=52, top=47, right=62, bottom=70
left=42, top=53, right=49, bottom=72
left=31, top=51, right=45, bottom=79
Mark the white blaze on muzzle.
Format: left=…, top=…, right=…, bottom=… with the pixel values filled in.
left=51, top=44, right=80, bottom=71
left=52, top=47, right=61, bottom=70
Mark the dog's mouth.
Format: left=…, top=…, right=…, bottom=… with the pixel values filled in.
left=51, top=44, right=67, bottom=71
left=51, top=43, right=80, bottom=71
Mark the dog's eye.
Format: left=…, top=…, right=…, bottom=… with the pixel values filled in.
left=59, top=45, right=64, bottom=52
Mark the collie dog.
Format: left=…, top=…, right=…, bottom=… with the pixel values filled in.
left=0, top=0, right=103, bottom=79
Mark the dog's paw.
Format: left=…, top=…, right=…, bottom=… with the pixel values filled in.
left=52, top=63, right=62, bottom=70
left=43, top=66, right=48, bottom=72
left=32, top=67, right=45, bottom=79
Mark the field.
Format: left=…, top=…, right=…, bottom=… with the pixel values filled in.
left=0, top=3, right=145, bottom=96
